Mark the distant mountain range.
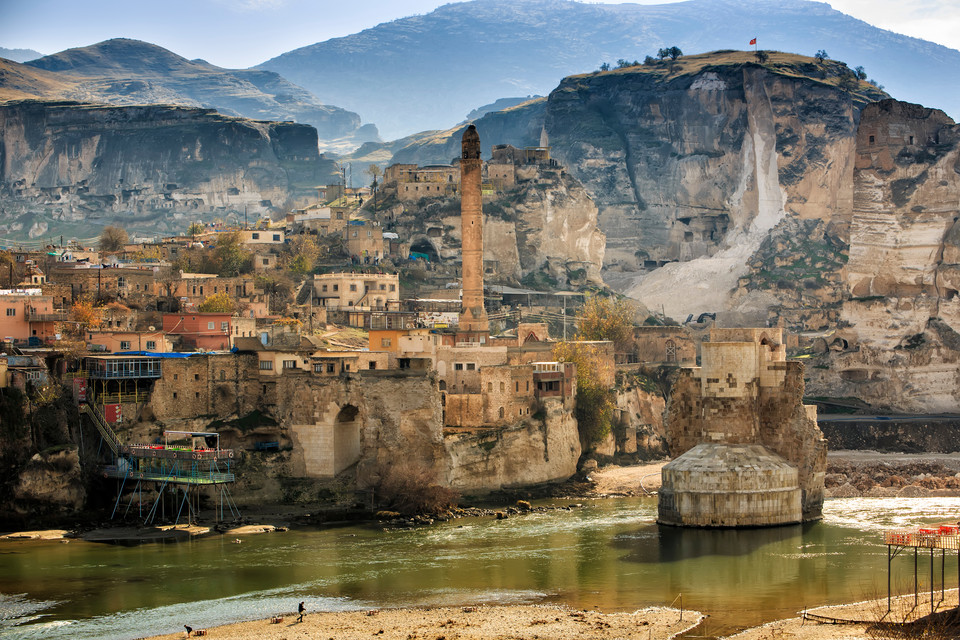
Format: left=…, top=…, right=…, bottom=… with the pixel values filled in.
left=0, top=47, right=43, bottom=63
left=3, top=39, right=378, bottom=151
left=259, top=0, right=960, bottom=139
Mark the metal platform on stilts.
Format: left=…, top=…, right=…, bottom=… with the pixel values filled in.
left=883, top=525, right=960, bottom=619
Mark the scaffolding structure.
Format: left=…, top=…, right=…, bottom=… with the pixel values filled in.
left=883, top=525, right=960, bottom=616
left=103, top=430, right=240, bottom=525
left=80, top=355, right=240, bottom=526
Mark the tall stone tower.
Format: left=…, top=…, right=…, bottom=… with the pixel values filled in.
left=458, top=125, right=489, bottom=336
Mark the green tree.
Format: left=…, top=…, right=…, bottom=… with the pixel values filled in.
left=367, top=164, right=382, bottom=212
left=187, top=222, right=205, bottom=240
left=815, top=49, right=829, bottom=63
left=854, top=65, right=867, bottom=80
left=198, top=291, right=235, bottom=313
left=755, top=50, right=769, bottom=63
left=599, top=62, right=610, bottom=71
left=666, top=46, right=682, bottom=60
left=553, top=341, right=617, bottom=449
left=212, top=230, right=251, bottom=277
left=99, top=225, right=128, bottom=253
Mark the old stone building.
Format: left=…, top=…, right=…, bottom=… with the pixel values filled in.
left=659, top=328, right=826, bottom=527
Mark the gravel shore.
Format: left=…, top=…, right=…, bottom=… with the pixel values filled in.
left=144, top=604, right=704, bottom=640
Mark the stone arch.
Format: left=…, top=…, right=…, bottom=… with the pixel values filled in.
left=334, top=404, right=362, bottom=475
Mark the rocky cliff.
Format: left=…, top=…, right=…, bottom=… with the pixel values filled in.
left=806, top=100, right=960, bottom=412
left=390, top=52, right=884, bottom=320
left=0, top=100, right=339, bottom=240
left=385, top=160, right=604, bottom=288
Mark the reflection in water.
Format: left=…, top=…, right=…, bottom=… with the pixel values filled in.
left=616, top=522, right=805, bottom=563
left=1, top=497, right=959, bottom=640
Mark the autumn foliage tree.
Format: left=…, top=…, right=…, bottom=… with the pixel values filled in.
left=68, top=298, right=103, bottom=335
left=198, top=291, right=236, bottom=313
left=574, top=294, right=637, bottom=356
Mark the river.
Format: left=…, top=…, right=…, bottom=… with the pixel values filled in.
left=2, top=496, right=959, bottom=639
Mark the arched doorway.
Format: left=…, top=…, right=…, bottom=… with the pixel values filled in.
left=665, top=339, right=677, bottom=362
left=334, top=405, right=361, bottom=475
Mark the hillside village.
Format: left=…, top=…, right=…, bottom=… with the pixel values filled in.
left=0, top=135, right=697, bottom=522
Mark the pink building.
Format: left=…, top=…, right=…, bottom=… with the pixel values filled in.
left=86, top=330, right=170, bottom=353
left=0, top=290, right=56, bottom=342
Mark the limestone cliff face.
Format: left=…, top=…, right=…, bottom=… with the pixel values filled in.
left=807, top=100, right=960, bottom=412
left=545, top=56, right=880, bottom=318
left=389, top=53, right=884, bottom=319
left=0, top=101, right=338, bottom=240
left=394, top=166, right=605, bottom=287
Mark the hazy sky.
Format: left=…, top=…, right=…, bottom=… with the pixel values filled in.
left=1, top=0, right=958, bottom=69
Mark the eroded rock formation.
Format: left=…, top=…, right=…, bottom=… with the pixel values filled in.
left=0, top=101, right=338, bottom=239
left=806, top=99, right=960, bottom=412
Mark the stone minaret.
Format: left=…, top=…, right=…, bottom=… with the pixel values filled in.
left=458, top=125, right=489, bottom=335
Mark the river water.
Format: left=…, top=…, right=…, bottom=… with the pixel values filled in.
left=2, top=496, right=960, bottom=640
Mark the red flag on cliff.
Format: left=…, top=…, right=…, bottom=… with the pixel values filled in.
left=749, top=38, right=757, bottom=45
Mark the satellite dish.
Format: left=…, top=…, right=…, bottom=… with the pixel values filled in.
left=148, top=326, right=156, bottom=331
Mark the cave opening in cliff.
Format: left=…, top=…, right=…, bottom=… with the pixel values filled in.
left=410, top=239, right=440, bottom=263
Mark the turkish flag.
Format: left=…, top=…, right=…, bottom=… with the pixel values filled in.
left=749, top=38, right=757, bottom=45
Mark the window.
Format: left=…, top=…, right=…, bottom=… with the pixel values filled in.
left=282, top=360, right=297, bottom=369
left=194, top=374, right=200, bottom=380
left=314, top=363, right=324, bottom=373
left=466, top=363, right=476, bottom=371
left=344, top=363, right=351, bottom=371
left=5, top=308, right=14, bottom=316
left=327, top=363, right=335, bottom=373
left=500, top=382, right=505, bottom=392
left=487, top=382, right=492, bottom=392
left=333, top=284, right=339, bottom=292
left=526, top=381, right=530, bottom=392
left=173, top=392, right=178, bottom=399
left=322, top=284, right=328, bottom=292
left=120, top=341, right=131, bottom=350
left=259, top=360, right=273, bottom=370
left=117, top=277, right=125, bottom=288
left=207, top=322, right=215, bottom=330
left=262, top=258, right=269, bottom=266
left=272, top=234, right=280, bottom=241
left=390, top=284, right=396, bottom=292
left=220, top=370, right=225, bottom=380
left=515, top=381, right=519, bottom=392
left=174, top=374, right=179, bottom=381
left=455, top=363, right=464, bottom=371
left=252, top=232, right=260, bottom=240
left=369, top=361, right=377, bottom=369
left=869, top=135, right=875, bottom=145
left=195, top=392, right=200, bottom=399
left=350, top=284, right=357, bottom=292
left=381, top=338, right=392, bottom=347
left=221, top=321, right=229, bottom=331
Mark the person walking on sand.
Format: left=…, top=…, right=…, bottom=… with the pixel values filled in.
left=297, top=601, right=305, bottom=623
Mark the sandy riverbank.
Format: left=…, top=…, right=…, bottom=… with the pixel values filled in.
left=726, top=589, right=960, bottom=640
left=145, top=604, right=704, bottom=640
